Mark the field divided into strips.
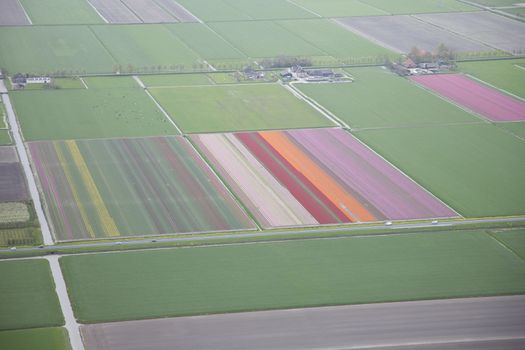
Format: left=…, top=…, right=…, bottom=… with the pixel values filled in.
left=0, top=26, right=115, bottom=75
left=0, top=259, right=63, bottom=330
left=208, top=21, right=327, bottom=59
left=0, top=328, right=71, bottom=350
left=87, top=0, right=142, bottom=24
left=19, top=0, right=103, bottom=25
left=0, top=147, right=29, bottom=203
left=150, top=83, right=334, bottom=133
left=60, top=230, right=525, bottom=323
left=296, top=67, right=479, bottom=129
left=11, top=86, right=178, bottom=141
left=278, top=19, right=395, bottom=61
left=459, top=59, right=525, bottom=99
left=291, top=0, right=388, bottom=17
left=0, top=0, right=31, bottom=25
left=416, top=12, right=525, bottom=54
left=355, top=124, right=525, bottom=218
left=358, top=0, right=476, bottom=14
left=494, top=229, right=525, bottom=261
left=90, top=24, right=201, bottom=71
left=410, top=74, right=525, bottom=122
left=175, top=0, right=250, bottom=21
left=28, top=137, right=255, bottom=240
left=193, top=129, right=457, bottom=228
left=336, top=15, right=490, bottom=54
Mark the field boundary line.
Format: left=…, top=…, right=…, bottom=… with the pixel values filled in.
left=515, top=64, right=525, bottom=71
left=408, top=78, right=492, bottom=124
left=85, top=0, right=109, bottom=23
left=47, top=256, right=84, bottom=350
left=87, top=26, right=120, bottom=68
left=285, top=0, right=322, bottom=18
left=486, top=231, right=525, bottom=263
left=118, top=0, right=144, bottom=23
left=79, top=77, right=89, bottom=89
left=16, top=0, right=33, bottom=25
left=184, top=136, right=263, bottom=231
left=161, top=25, right=216, bottom=71
left=286, top=82, right=349, bottom=128
left=353, top=0, right=391, bottom=15
left=349, top=129, right=463, bottom=219
left=0, top=80, right=54, bottom=245
left=200, top=22, right=251, bottom=59
left=464, top=74, right=525, bottom=102
left=352, top=121, right=486, bottom=132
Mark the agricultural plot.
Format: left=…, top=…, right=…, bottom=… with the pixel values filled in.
left=166, top=23, right=247, bottom=61
left=296, top=67, right=479, bottom=129
left=336, top=15, right=490, bottom=54
left=86, top=0, right=141, bottom=23
left=278, top=19, right=395, bottom=61
left=359, top=0, right=476, bottom=14
left=218, top=0, right=316, bottom=20
left=19, top=0, right=103, bottom=25
left=500, top=122, right=525, bottom=140
left=60, top=230, right=525, bottom=323
left=0, top=0, right=31, bottom=25
left=193, top=128, right=457, bottom=228
left=410, top=74, right=525, bottom=122
left=175, top=0, right=251, bottom=21
left=494, top=229, right=525, bottom=261
left=208, top=21, right=326, bottom=58
left=91, top=24, right=201, bottom=72
left=0, top=26, right=115, bottom=75
left=11, top=87, right=177, bottom=141
left=459, top=58, right=525, bottom=99
left=0, top=146, right=28, bottom=203
left=290, top=0, right=388, bottom=17
left=0, top=328, right=71, bottom=350
left=150, top=83, right=333, bottom=133
left=0, top=259, right=63, bottom=330
left=81, top=75, right=138, bottom=89
left=0, top=130, right=11, bottom=145
left=355, top=124, right=525, bottom=217
left=28, top=136, right=255, bottom=240
left=140, top=73, right=213, bottom=87
left=121, top=0, right=178, bottom=23
left=153, top=0, right=199, bottom=22
left=416, top=12, right=525, bottom=54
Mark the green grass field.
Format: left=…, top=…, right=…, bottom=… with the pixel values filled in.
left=502, top=7, right=525, bottom=17
left=150, top=83, right=334, bottom=133
left=140, top=74, right=213, bottom=87
left=0, top=101, right=6, bottom=128
left=292, top=0, right=388, bottom=17
left=0, top=26, right=115, bottom=75
left=355, top=123, right=525, bottom=218
left=60, top=230, right=525, bottom=323
left=82, top=76, right=138, bottom=89
left=0, top=327, right=71, bottom=350
left=0, top=130, right=11, bottom=145
left=90, top=25, right=201, bottom=73
left=296, top=67, right=479, bottom=128
left=166, top=23, right=246, bottom=61
left=12, top=88, right=178, bottom=141
left=459, top=59, right=525, bottom=99
left=360, top=0, right=476, bottom=14
left=208, top=21, right=325, bottom=58
left=221, top=0, right=316, bottom=20
left=175, top=0, right=252, bottom=21
left=499, top=122, right=525, bottom=140
left=19, top=0, right=103, bottom=24
left=278, top=19, right=394, bottom=60
left=0, top=259, right=63, bottom=330
left=493, top=229, right=525, bottom=261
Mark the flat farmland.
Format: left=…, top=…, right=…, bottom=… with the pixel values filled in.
left=208, top=21, right=326, bottom=58
left=278, top=19, right=395, bottom=60
left=19, top=0, right=103, bottom=25
left=150, top=83, right=334, bottom=133
left=500, top=122, right=525, bottom=140
left=459, top=59, right=525, bottom=99
left=86, top=0, right=141, bottom=24
left=119, top=0, right=178, bottom=23
left=217, top=0, right=316, bottom=20
left=140, top=73, right=213, bottom=87
left=416, top=12, right=525, bottom=54
left=494, top=229, right=525, bottom=260
left=11, top=87, right=177, bottom=141
left=0, top=130, right=10, bottom=145
left=411, top=74, right=525, bottom=122
left=60, top=230, right=525, bottom=323
left=154, top=0, right=199, bottom=22
left=175, top=0, right=250, bottom=21
left=166, top=23, right=247, bottom=61
left=0, top=328, right=71, bottom=350
left=90, top=24, right=200, bottom=71
left=28, top=136, right=255, bottom=240
left=0, top=259, right=63, bottom=330
left=0, top=0, right=31, bottom=25
left=0, top=26, right=115, bottom=75
left=355, top=124, right=525, bottom=218
left=359, top=0, right=476, bottom=14
left=290, top=0, right=387, bottom=17
left=192, top=129, right=456, bottom=228
left=81, top=75, right=138, bottom=89
left=336, top=15, right=490, bottom=54
left=0, top=147, right=29, bottom=202
left=296, top=67, right=479, bottom=128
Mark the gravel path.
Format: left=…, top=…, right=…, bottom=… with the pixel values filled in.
left=0, top=79, right=53, bottom=245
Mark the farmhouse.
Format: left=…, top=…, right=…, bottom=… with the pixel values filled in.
left=27, top=76, right=52, bottom=84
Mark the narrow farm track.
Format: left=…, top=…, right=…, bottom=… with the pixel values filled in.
left=0, top=79, right=53, bottom=245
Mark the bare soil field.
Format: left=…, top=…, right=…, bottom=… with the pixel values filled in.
left=0, top=147, right=28, bottom=202
left=416, top=11, right=525, bottom=54
left=87, top=0, right=141, bottom=23
left=154, top=0, right=199, bottom=22
left=336, top=15, right=490, bottom=54
left=121, top=0, right=177, bottom=23
left=0, top=0, right=30, bottom=25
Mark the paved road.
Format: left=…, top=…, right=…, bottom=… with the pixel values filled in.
left=81, top=295, right=525, bottom=350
